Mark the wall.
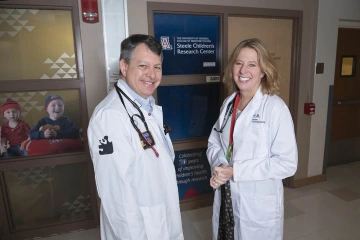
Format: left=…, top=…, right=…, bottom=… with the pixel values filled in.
left=127, top=0, right=318, bottom=180
left=77, top=0, right=107, bottom=118
left=309, top=0, right=360, bottom=177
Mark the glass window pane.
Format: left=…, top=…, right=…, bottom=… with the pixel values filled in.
left=4, top=162, right=92, bottom=229
left=341, top=56, right=356, bottom=76
left=157, top=84, right=220, bottom=141
left=0, top=90, right=84, bottom=158
left=0, top=9, right=76, bottom=80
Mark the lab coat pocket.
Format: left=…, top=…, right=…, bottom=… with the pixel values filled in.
left=239, top=195, right=277, bottom=228
left=140, top=203, right=169, bottom=240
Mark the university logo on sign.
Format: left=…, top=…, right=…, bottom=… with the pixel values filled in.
left=160, top=36, right=173, bottom=50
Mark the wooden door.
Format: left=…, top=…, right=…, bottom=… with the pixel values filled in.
left=328, top=28, right=360, bottom=166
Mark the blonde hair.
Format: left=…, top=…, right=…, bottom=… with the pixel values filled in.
left=223, top=38, right=279, bottom=95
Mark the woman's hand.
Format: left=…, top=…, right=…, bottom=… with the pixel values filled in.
left=210, top=165, right=233, bottom=189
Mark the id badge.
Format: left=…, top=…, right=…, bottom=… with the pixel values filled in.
left=139, top=130, right=156, bottom=150
left=226, top=143, right=233, bottom=161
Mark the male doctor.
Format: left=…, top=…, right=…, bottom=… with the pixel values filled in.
left=88, top=34, right=184, bottom=240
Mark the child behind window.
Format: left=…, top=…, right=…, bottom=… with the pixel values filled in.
left=30, top=94, right=80, bottom=140
left=1, top=98, right=30, bottom=157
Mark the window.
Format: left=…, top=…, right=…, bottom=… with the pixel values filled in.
left=0, top=1, right=98, bottom=238
left=340, top=56, right=357, bottom=77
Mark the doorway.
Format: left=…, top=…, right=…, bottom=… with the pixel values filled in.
left=327, top=27, right=360, bottom=167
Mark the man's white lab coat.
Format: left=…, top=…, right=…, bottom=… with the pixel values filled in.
left=88, top=82, right=184, bottom=240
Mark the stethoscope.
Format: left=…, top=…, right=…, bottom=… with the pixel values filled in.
left=114, top=83, right=160, bottom=157
left=213, top=93, right=238, bottom=133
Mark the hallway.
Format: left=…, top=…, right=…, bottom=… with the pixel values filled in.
left=38, top=161, right=360, bottom=240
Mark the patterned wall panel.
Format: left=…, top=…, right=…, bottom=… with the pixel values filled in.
left=0, top=9, right=76, bottom=80
left=41, top=53, right=77, bottom=79
left=4, top=163, right=92, bottom=228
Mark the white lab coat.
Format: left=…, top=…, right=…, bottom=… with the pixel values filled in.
left=88, top=82, right=184, bottom=240
left=207, top=86, right=298, bottom=240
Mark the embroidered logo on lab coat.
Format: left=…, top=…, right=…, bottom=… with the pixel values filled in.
left=252, top=113, right=265, bottom=123
left=99, top=136, right=113, bottom=155
left=139, top=131, right=156, bottom=150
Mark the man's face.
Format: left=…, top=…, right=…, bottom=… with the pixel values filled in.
left=47, top=99, right=64, bottom=120
left=120, top=44, right=162, bottom=98
left=3, top=108, right=20, bottom=122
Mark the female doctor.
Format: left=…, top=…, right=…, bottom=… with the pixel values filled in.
left=207, top=38, right=298, bottom=240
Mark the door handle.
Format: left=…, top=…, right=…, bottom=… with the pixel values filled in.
left=333, top=100, right=360, bottom=105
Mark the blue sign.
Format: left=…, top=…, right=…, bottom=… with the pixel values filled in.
left=174, top=148, right=213, bottom=199
left=157, top=84, right=220, bottom=141
left=154, top=13, right=220, bottom=75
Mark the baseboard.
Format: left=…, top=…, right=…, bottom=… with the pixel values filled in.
left=293, top=174, right=327, bottom=188
left=180, top=193, right=214, bottom=211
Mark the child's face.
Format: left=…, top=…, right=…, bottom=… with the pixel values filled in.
left=3, top=108, right=20, bottom=122
left=47, top=99, right=64, bottom=120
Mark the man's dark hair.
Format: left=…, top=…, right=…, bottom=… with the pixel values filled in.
left=120, top=34, right=162, bottom=64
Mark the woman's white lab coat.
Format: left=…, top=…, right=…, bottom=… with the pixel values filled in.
left=88, top=83, right=184, bottom=240
left=207, top=86, right=298, bottom=240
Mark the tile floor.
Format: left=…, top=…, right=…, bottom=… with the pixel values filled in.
left=40, top=161, right=360, bottom=240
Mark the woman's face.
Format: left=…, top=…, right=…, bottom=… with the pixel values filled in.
left=232, top=47, right=264, bottom=96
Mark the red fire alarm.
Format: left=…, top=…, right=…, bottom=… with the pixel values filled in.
left=81, top=0, right=99, bottom=23
left=304, top=103, right=315, bottom=115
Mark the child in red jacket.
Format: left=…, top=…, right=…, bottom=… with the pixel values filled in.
left=1, top=98, right=30, bottom=157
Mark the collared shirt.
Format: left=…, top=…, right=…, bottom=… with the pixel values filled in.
left=119, top=80, right=155, bottom=114
left=1, top=120, right=31, bottom=146
left=118, top=80, right=172, bottom=156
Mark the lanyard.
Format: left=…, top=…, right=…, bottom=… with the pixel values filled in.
left=225, top=93, right=241, bottom=161
left=114, top=83, right=159, bottom=157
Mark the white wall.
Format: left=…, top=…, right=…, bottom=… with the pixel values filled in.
left=308, top=0, right=360, bottom=177
left=78, top=0, right=107, bottom=117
